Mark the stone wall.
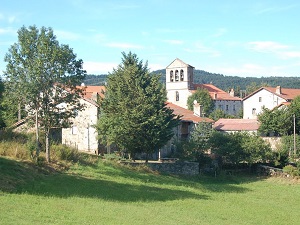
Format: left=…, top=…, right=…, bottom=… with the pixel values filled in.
left=121, top=161, right=199, bottom=175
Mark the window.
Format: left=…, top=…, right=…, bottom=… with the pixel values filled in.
left=259, top=97, right=262, bottom=102
left=176, top=91, right=179, bottom=101
left=71, top=126, right=78, bottom=135
left=170, top=70, right=174, bottom=82
left=175, top=70, right=179, bottom=81
left=252, top=108, right=256, bottom=115
left=180, top=70, right=184, bottom=81
left=233, top=105, right=236, bottom=111
left=226, top=105, right=229, bottom=111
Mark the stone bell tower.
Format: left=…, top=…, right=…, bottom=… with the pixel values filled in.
left=166, top=58, right=194, bottom=109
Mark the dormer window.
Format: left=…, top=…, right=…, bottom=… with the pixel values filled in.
left=170, top=70, right=174, bottom=82
left=180, top=70, right=184, bottom=81
left=175, top=70, right=179, bottom=81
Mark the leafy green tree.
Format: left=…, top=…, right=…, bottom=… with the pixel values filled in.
left=0, top=79, right=5, bottom=128
left=288, top=96, right=300, bottom=134
left=4, top=25, right=86, bottom=162
left=187, top=88, right=214, bottom=116
left=209, top=132, right=272, bottom=169
left=97, top=52, right=180, bottom=162
left=209, top=108, right=235, bottom=121
left=240, top=132, right=272, bottom=168
left=258, top=107, right=292, bottom=136
left=182, top=122, right=213, bottom=163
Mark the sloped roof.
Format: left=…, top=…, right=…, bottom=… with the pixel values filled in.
left=166, top=58, right=194, bottom=69
left=191, top=84, right=241, bottom=101
left=243, top=86, right=300, bottom=101
left=166, top=102, right=214, bottom=124
left=213, top=119, right=259, bottom=131
left=78, top=85, right=106, bottom=99
left=264, top=86, right=300, bottom=101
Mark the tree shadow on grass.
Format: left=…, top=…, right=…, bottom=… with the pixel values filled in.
left=100, top=162, right=262, bottom=194
left=0, top=157, right=208, bottom=202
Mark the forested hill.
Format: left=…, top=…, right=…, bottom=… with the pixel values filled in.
left=83, top=70, right=300, bottom=91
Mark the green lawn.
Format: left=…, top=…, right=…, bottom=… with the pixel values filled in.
left=0, top=156, right=300, bottom=225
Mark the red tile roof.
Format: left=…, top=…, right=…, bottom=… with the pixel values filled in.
left=243, top=86, right=300, bottom=101
left=77, top=85, right=106, bottom=99
left=191, top=84, right=241, bottom=101
left=166, top=102, right=214, bottom=123
left=213, top=119, right=259, bottom=131
left=263, top=86, right=300, bottom=101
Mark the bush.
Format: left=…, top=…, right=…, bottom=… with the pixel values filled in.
left=0, top=141, right=30, bottom=160
left=51, top=144, right=81, bottom=162
left=283, top=165, right=300, bottom=177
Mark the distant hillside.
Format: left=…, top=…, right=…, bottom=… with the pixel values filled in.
left=84, top=70, right=300, bottom=92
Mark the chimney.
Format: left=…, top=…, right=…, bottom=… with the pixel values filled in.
left=276, top=86, right=281, bottom=95
left=229, top=88, right=234, bottom=97
left=193, top=100, right=203, bottom=117
left=213, top=92, right=217, bottom=100
left=91, top=92, right=98, bottom=102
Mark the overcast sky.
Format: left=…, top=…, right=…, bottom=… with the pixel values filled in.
left=1, top=0, right=300, bottom=77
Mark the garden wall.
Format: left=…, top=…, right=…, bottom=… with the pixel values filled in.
left=121, top=161, right=199, bottom=175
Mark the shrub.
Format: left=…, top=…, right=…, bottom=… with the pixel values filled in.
left=51, top=144, right=81, bottom=162
left=283, top=165, right=300, bottom=177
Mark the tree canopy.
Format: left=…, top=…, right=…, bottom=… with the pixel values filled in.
left=4, top=25, right=86, bottom=162
left=187, top=88, right=214, bottom=116
left=96, top=52, right=180, bottom=161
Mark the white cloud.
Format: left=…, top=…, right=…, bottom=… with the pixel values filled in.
left=205, top=62, right=296, bottom=77
left=105, top=42, right=143, bottom=49
left=184, top=42, right=221, bottom=57
left=148, top=63, right=164, bottom=72
left=55, top=30, right=81, bottom=41
left=163, top=39, right=183, bottom=45
left=248, top=41, right=288, bottom=53
left=212, top=28, right=227, bottom=38
left=83, top=61, right=118, bottom=74
left=248, top=41, right=300, bottom=60
left=0, top=27, right=16, bottom=35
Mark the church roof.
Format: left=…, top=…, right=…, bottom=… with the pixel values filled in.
left=191, top=84, right=241, bottom=101
left=166, top=58, right=194, bottom=69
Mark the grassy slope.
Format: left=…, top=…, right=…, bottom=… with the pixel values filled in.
left=1, top=156, right=300, bottom=225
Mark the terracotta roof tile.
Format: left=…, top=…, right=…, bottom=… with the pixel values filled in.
left=166, top=102, right=214, bottom=123
left=191, top=84, right=241, bottom=101
left=263, top=86, right=300, bottom=101
left=213, top=119, right=259, bottom=131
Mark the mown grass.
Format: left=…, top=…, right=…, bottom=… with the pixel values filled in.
left=1, top=155, right=300, bottom=225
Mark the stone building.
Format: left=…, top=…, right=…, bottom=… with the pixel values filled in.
left=61, top=85, right=105, bottom=153
left=166, top=58, right=242, bottom=116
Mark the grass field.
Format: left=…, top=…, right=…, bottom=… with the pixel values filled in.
left=1, top=156, right=300, bottom=225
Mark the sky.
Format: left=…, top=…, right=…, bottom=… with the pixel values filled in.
left=1, top=0, right=300, bottom=78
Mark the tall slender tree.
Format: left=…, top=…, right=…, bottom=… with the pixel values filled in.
left=97, top=52, right=180, bottom=161
left=4, top=25, right=86, bottom=162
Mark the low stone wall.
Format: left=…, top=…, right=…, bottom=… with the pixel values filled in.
left=257, top=165, right=287, bottom=177
left=121, top=161, right=199, bottom=175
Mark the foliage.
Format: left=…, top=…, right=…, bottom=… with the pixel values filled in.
left=283, top=164, right=300, bottom=177
left=3, top=25, right=86, bottom=162
left=97, top=52, right=180, bottom=161
left=187, top=88, right=214, bottom=116
left=0, top=79, right=4, bottom=128
left=209, top=108, right=235, bottom=121
left=209, top=132, right=272, bottom=167
left=258, top=107, right=292, bottom=136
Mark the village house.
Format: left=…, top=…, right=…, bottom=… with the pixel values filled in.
left=243, top=86, right=300, bottom=119
left=61, top=85, right=105, bottom=153
left=166, top=58, right=242, bottom=116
